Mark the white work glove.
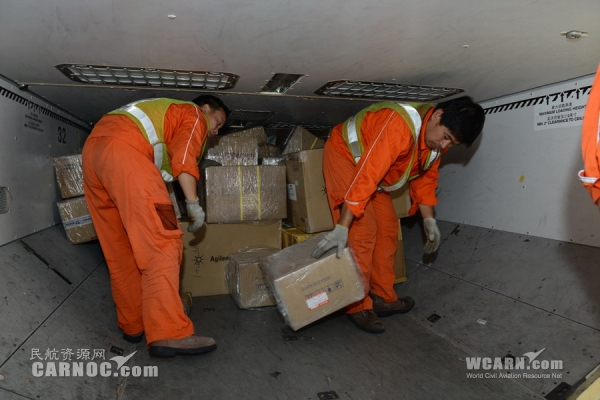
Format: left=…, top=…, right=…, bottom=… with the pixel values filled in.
left=312, top=225, right=349, bottom=259
left=423, top=217, right=441, bottom=254
left=185, top=198, right=205, bottom=233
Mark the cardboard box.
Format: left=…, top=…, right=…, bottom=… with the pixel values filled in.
left=180, top=220, right=282, bottom=296
left=391, top=184, right=411, bottom=218
left=57, top=196, right=97, bottom=244
left=226, top=247, right=279, bottom=309
left=261, top=234, right=365, bottom=331
left=394, top=220, right=407, bottom=283
left=205, top=136, right=259, bottom=166
left=53, top=154, right=84, bottom=199
left=281, top=126, right=325, bottom=155
left=204, top=165, right=287, bottom=223
left=282, top=226, right=319, bottom=248
left=227, top=126, right=271, bottom=159
left=285, top=149, right=334, bottom=233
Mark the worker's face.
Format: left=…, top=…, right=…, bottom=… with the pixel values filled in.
left=424, top=109, right=459, bottom=150
left=200, top=105, right=227, bottom=137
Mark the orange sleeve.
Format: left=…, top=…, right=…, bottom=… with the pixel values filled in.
left=579, top=63, right=600, bottom=204
left=344, top=110, right=414, bottom=218
left=408, top=156, right=442, bottom=215
left=164, top=104, right=209, bottom=181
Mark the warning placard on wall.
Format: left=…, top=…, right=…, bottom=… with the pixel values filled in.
left=534, top=96, right=587, bottom=131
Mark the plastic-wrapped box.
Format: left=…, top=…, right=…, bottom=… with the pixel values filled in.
left=205, top=136, right=259, bottom=166
left=262, top=156, right=287, bottom=166
left=261, top=234, right=365, bottom=331
left=204, top=165, right=287, bottom=223
left=226, top=247, right=279, bottom=309
left=281, top=126, right=324, bottom=155
left=53, top=154, right=84, bottom=199
left=227, top=126, right=271, bottom=159
left=57, top=196, right=97, bottom=244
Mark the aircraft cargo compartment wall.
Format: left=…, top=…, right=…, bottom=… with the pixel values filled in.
left=435, top=73, right=600, bottom=247
left=0, top=74, right=91, bottom=246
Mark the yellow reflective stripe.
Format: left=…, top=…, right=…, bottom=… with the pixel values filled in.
left=238, top=166, right=244, bottom=221
left=256, top=166, right=262, bottom=220
left=121, top=104, right=168, bottom=176
left=423, top=149, right=440, bottom=170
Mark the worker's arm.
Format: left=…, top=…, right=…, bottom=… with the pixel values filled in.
left=177, top=172, right=198, bottom=201
left=337, top=203, right=355, bottom=228
left=312, top=204, right=355, bottom=259
left=177, top=172, right=205, bottom=233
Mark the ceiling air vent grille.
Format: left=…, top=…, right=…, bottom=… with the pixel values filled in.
left=0, top=187, right=10, bottom=214
left=226, top=110, right=274, bottom=128
left=56, top=64, right=239, bottom=90
left=315, top=80, right=463, bottom=102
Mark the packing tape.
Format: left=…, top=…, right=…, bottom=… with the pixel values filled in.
left=310, top=137, right=319, bottom=149
left=256, top=166, right=262, bottom=220
left=238, top=165, right=244, bottom=221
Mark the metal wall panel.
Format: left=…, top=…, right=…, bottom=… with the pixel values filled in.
left=0, top=75, right=91, bottom=246
left=435, top=74, right=600, bottom=247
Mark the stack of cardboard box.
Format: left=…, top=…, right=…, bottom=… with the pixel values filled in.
left=53, top=154, right=98, bottom=244
left=181, top=129, right=287, bottom=298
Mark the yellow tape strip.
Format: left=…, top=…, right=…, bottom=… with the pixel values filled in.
left=310, top=137, right=319, bottom=149
left=238, top=166, right=244, bottom=221
left=256, top=166, right=262, bottom=220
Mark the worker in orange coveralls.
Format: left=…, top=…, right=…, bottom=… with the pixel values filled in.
left=578, top=63, right=600, bottom=210
left=312, top=96, right=485, bottom=333
left=82, top=95, right=228, bottom=357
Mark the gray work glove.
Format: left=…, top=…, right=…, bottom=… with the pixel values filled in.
left=312, top=225, right=349, bottom=259
left=423, top=217, right=441, bottom=254
left=185, top=198, right=205, bottom=233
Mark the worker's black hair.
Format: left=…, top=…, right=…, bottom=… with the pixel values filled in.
left=192, top=94, right=230, bottom=118
left=434, top=96, right=485, bottom=147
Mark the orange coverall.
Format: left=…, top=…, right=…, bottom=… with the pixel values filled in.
left=579, top=63, right=600, bottom=205
left=323, top=107, right=441, bottom=313
left=82, top=102, right=207, bottom=344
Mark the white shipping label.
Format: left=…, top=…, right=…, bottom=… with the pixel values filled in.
left=62, top=215, right=93, bottom=229
left=287, top=184, right=297, bottom=201
left=306, top=291, right=329, bottom=310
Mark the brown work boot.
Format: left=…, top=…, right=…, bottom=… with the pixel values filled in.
left=149, top=335, right=217, bottom=358
left=347, top=310, right=385, bottom=334
left=371, top=294, right=415, bottom=317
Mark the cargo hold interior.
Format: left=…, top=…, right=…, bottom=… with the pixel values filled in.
left=1, top=1, right=600, bottom=399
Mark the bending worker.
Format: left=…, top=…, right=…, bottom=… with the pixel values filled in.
left=82, top=95, right=228, bottom=357
left=579, top=62, right=600, bottom=210
left=312, top=96, right=485, bottom=334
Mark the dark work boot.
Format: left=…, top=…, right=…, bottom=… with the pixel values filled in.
left=347, top=310, right=385, bottom=334
left=123, top=331, right=144, bottom=344
left=371, top=294, right=415, bottom=317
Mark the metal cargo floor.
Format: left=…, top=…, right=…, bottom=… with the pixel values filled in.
left=1, top=219, right=599, bottom=400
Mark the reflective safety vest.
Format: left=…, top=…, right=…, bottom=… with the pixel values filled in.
left=341, top=102, right=440, bottom=192
left=109, top=98, right=209, bottom=182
